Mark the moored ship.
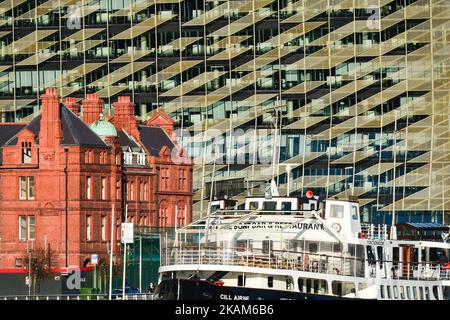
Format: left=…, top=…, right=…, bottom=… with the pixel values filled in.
left=155, top=185, right=450, bottom=300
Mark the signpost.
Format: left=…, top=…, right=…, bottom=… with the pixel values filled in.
left=121, top=205, right=133, bottom=299
left=121, top=223, right=134, bottom=244
left=91, top=254, right=98, bottom=289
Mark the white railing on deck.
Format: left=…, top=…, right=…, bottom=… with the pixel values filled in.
left=361, top=223, right=389, bottom=240
left=162, top=246, right=450, bottom=282
left=162, top=247, right=366, bottom=278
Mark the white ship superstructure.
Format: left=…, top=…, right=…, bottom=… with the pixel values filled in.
left=156, top=191, right=450, bottom=300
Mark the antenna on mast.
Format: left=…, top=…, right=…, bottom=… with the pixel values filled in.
left=269, top=97, right=282, bottom=197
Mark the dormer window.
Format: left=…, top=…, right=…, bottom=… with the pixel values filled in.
left=137, top=153, right=146, bottom=165
left=124, top=152, right=132, bottom=165
left=21, top=142, right=32, bottom=164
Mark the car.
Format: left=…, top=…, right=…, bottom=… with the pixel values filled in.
left=109, top=287, right=141, bottom=299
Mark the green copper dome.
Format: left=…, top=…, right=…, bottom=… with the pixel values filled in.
left=89, top=114, right=118, bottom=137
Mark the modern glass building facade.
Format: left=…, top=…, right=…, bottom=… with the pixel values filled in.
left=0, top=0, right=449, bottom=224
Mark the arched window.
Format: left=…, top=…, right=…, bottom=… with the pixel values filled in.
left=177, top=202, right=186, bottom=226
left=159, top=201, right=168, bottom=227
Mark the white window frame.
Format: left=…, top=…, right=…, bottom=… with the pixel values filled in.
left=86, top=176, right=92, bottom=199
left=86, top=216, right=91, bottom=241
left=101, top=216, right=106, bottom=241
left=28, top=216, right=35, bottom=240
left=19, top=216, right=27, bottom=240
left=101, top=177, right=106, bottom=200
left=330, top=204, right=344, bottom=218
left=27, top=177, right=35, bottom=200
left=19, top=177, right=27, bottom=200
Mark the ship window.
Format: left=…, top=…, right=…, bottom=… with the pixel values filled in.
left=366, top=246, right=375, bottom=264
left=377, top=246, right=384, bottom=268
left=413, top=287, right=418, bottom=300
left=249, top=202, right=258, bottom=210
left=298, top=278, right=304, bottom=292
left=380, top=285, right=385, bottom=299
left=400, top=286, right=405, bottom=299
left=306, top=279, right=311, bottom=293
left=262, top=240, right=273, bottom=254
left=387, top=286, right=392, bottom=299
left=425, top=287, right=430, bottom=300
left=210, top=205, right=220, bottom=212
left=286, top=277, right=293, bottom=290
left=313, top=280, right=319, bottom=293
left=267, top=277, right=273, bottom=288
left=406, top=286, right=411, bottom=299
left=308, top=242, right=318, bottom=253
left=393, top=286, right=398, bottom=299
left=419, top=287, right=424, bottom=300
left=320, top=280, right=328, bottom=294
left=263, top=201, right=277, bottom=211
left=329, top=204, right=344, bottom=218
left=332, top=281, right=355, bottom=297
left=237, top=275, right=246, bottom=287
left=236, top=240, right=248, bottom=252
left=351, top=206, right=358, bottom=220
left=281, top=202, right=292, bottom=211
left=433, top=286, right=439, bottom=300
left=443, top=286, right=450, bottom=300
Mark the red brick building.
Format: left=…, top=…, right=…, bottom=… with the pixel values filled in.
left=0, top=88, right=193, bottom=270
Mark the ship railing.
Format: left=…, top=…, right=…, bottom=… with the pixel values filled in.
left=162, top=247, right=366, bottom=278
left=210, top=209, right=315, bottom=218
left=360, top=223, right=390, bottom=240
left=367, top=260, right=450, bottom=281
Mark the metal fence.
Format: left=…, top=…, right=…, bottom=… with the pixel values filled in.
left=0, top=293, right=154, bottom=301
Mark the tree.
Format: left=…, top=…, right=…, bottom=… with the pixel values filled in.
left=24, top=245, right=57, bottom=295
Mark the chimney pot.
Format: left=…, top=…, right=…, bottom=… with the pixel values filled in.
left=39, top=87, right=62, bottom=149
left=82, top=94, right=104, bottom=124
left=44, top=88, right=58, bottom=96
left=63, top=97, right=80, bottom=115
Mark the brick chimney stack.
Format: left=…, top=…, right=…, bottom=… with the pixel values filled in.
left=64, top=97, right=80, bottom=115
left=112, top=96, right=139, bottom=138
left=39, top=88, right=62, bottom=149
left=146, top=111, right=175, bottom=138
left=82, top=93, right=103, bottom=125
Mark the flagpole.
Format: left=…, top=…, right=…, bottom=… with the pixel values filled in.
left=108, top=204, right=115, bottom=300
left=122, top=204, right=128, bottom=300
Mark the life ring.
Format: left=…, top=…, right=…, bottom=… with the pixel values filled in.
left=360, top=232, right=367, bottom=239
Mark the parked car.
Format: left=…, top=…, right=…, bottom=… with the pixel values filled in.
left=109, top=287, right=141, bottom=299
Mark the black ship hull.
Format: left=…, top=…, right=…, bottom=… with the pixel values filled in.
left=155, top=279, right=356, bottom=300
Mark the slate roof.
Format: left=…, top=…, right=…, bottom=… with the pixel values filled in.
left=138, top=125, right=176, bottom=156
left=0, top=124, right=26, bottom=163
left=3, top=105, right=108, bottom=148
left=118, top=130, right=141, bottom=151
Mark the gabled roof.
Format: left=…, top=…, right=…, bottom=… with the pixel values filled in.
left=3, top=106, right=108, bottom=148
left=61, top=107, right=108, bottom=147
left=118, top=130, right=141, bottom=151
left=0, top=124, right=26, bottom=163
left=138, top=125, right=176, bottom=156
left=0, top=124, right=26, bottom=147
